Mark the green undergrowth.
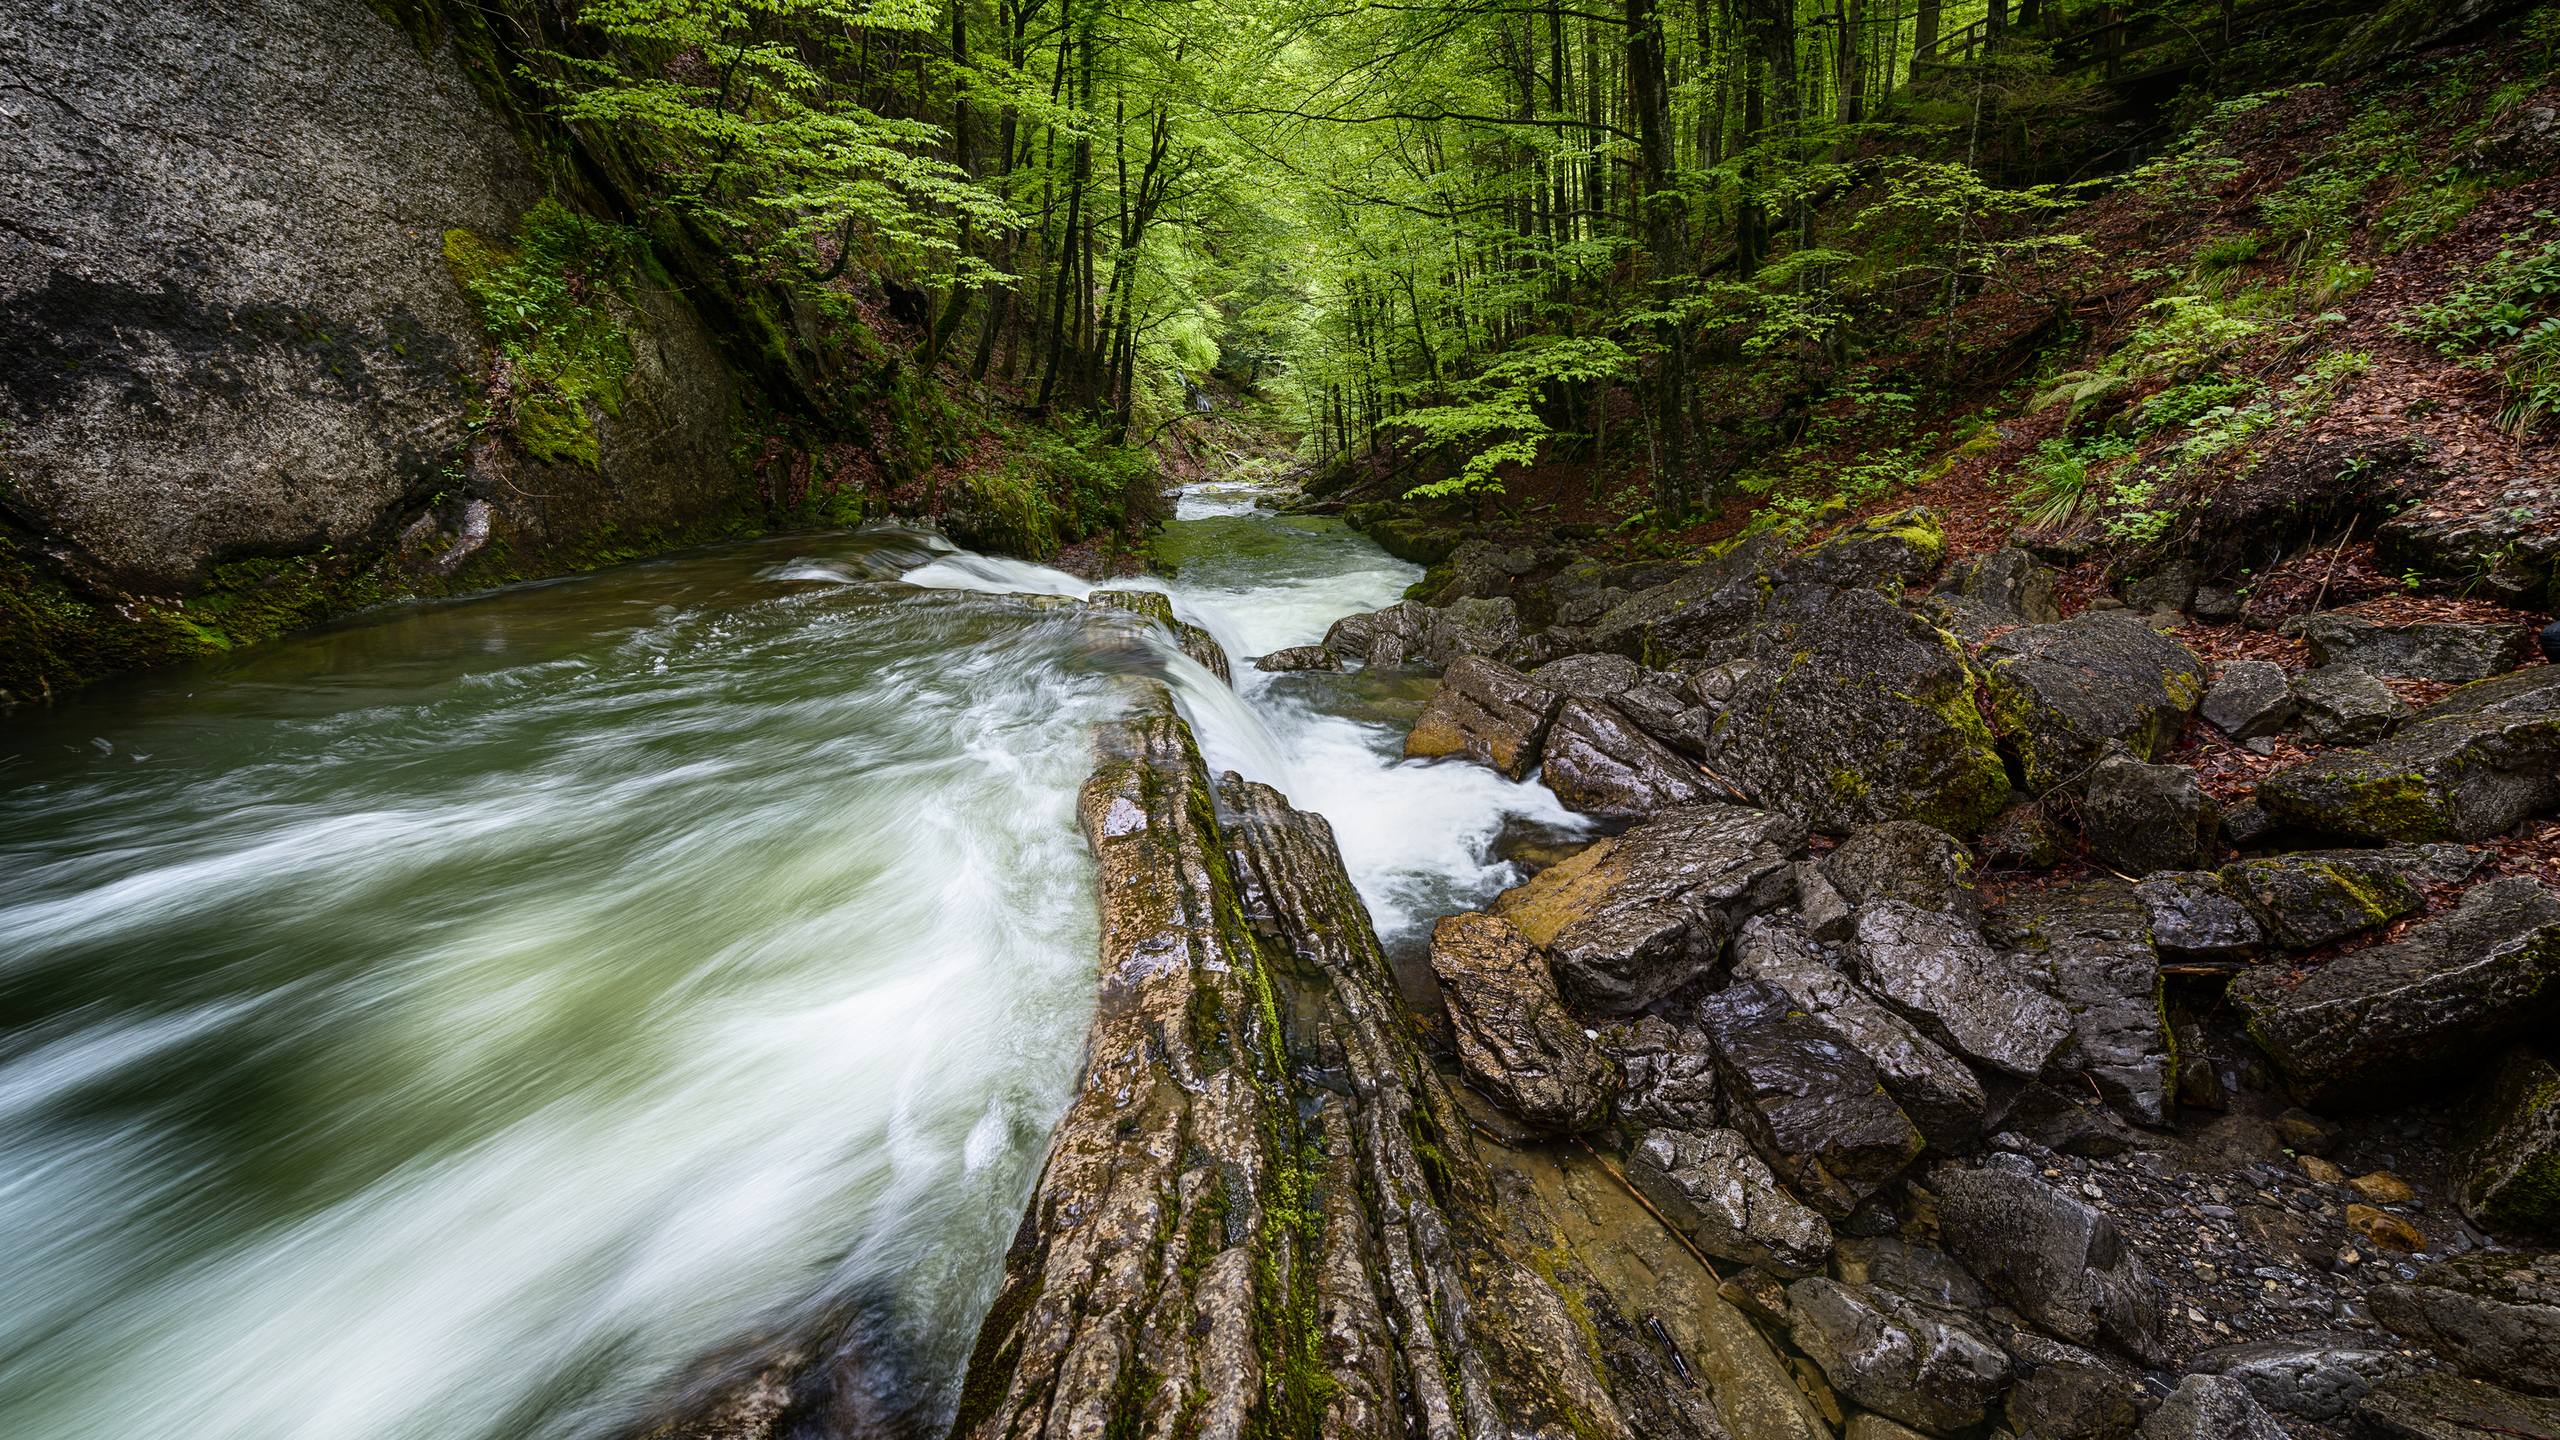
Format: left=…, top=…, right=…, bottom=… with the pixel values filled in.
left=944, top=417, right=1166, bottom=560
left=444, top=198, right=645, bottom=468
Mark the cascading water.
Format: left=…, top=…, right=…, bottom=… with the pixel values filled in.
left=0, top=484, right=1581, bottom=1440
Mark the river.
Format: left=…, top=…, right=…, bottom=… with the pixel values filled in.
left=0, top=481, right=1581, bottom=1440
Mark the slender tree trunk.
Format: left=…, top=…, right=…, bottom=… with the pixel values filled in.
left=1914, top=0, right=1940, bottom=61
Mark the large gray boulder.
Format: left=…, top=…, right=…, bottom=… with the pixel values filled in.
left=1697, top=981, right=1926, bottom=1218
left=1979, top=613, right=2204, bottom=794
left=2218, top=848, right=2430, bottom=951
left=2355, top=1372, right=2560, bottom=1440
left=1988, top=881, right=2173, bottom=1127
left=1705, top=587, right=2012, bottom=836
left=2373, top=1251, right=2560, bottom=1396
left=1852, top=901, right=2075, bottom=1079
left=1786, top=507, right=1948, bottom=591
left=2293, top=664, right=2408, bottom=745
left=2139, top=1374, right=2285, bottom=1440
left=2458, top=1046, right=2560, bottom=1234
left=2256, top=676, right=2560, bottom=842
left=2080, top=754, right=2215, bottom=877
left=1403, top=656, right=1562, bottom=778
left=1586, top=533, right=1784, bottom=665
left=2289, top=612, right=2536, bottom=683
left=2201, top=660, right=2295, bottom=740
left=1539, top=697, right=1722, bottom=819
left=1627, top=1127, right=1834, bottom=1276
left=1820, top=821, right=1982, bottom=920
left=1730, top=917, right=1987, bottom=1148
left=2133, top=870, right=2266, bottom=960
left=0, top=0, right=749, bottom=618
left=1785, top=1278, right=2011, bottom=1435
left=1928, top=545, right=2062, bottom=638
left=1493, top=805, right=1806, bottom=1014
left=2227, top=876, right=2560, bottom=1105
left=2192, top=1336, right=2412, bottom=1422
left=1427, top=913, right=1617, bottom=1133
left=1933, top=1160, right=2166, bottom=1362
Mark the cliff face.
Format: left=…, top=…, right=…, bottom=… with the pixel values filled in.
left=0, top=0, right=751, bottom=699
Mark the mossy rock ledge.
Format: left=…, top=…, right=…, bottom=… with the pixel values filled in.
left=947, top=691, right=1722, bottom=1439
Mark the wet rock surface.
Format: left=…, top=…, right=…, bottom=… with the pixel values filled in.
left=1539, top=696, right=1724, bottom=818
left=1979, top=613, right=2205, bottom=795
left=1629, top=1126, right=1835, bottom=1275
left=2458, top=1047, right=2560, bottom=1234
left=1403, top=656, right=1562, bottom=778
left=1699, top=980, right=1926, bottom=1217
left=2229, top=876, right=2560, bottom=1104
left=1494, top=804, right=1804, bottom=1013
left=2372, top=1251, right=2560, bottom=1395
left=2289, top=613, right=2537, bottom=684
left=1428, top=912, right=1617, bottom=1132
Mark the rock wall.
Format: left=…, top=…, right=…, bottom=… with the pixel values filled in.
left=0, top=0, right=749, bottom=692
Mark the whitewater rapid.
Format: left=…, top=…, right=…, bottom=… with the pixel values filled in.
left=0, top=485, right=1579, bottom=1440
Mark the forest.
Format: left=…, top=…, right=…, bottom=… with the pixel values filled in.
left=3, top=2, right=2560, bottom=1440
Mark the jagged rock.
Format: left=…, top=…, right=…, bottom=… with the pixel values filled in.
left=1540, top=697, right=1722, bottom=819
left=2257, top=678, right=2560, bottom=841
left=1982, top=800, right=2071, bottom=869
left=2292, top=664, right=2408, bottom=745
left=1404, top=656, right=1562, bottom=779
left=2192, top=1336, right=2411, bottom=1422
left=1821, top=821, right=1982, bottom=920
left=1980, top=613, right=2205, bottom=793
left=1831, top=1235, right=1994, bottom=1310
left=2005, top=1333, right=2143, bottom=1440
left=1697, top=981, right=1926, bottom=1218
left=1415, top=538, right=1546, bottom=605
left=2081, top=754, right=2215, bottom=876
left=1429, top=913, right=1617, bottom=1132
left=953, top=698, right=1725, bottom=1439
left=1322, top=600, right=1427, bottom=668
left=1784, top=1277, right=2011, bottom=1435
left=1587, top=533, right=1785, bottom=666
left=1989, top=881, right=2173, bottom=1127
left=1427, top=595, right=1526, bottom=665
left=2289, top=613, right=2536, bottom=683
left=1530, top=651, right=1642, bottom=701
left=1933, top=1159, right=2166, bottom=1362
left=2140, top=1373, right=2284, bottom=1440
left=1730, top=917, right=1987, bottom=1148
left=1681, top=657, right=1757, bottom=710
left=2228, top=876, right=2560, bottom=1105
left=2123, top=561, right=2198, bottom=617
left=1852, top=900, right=2075, bottom=1079
left=2218, top=848, right=2428, bottom=951
left=2134, top=870, right=2266, bottom=960
left=1495, top=805, right=1805, bottom=1014
left=2355, top=1372, right=2560, bottom=1440
left=2458, top=1047, right=2560, bottom=1234
left=1610, top=671, right=1720, bottom=757
left=1930, top=546, right=2064, bottom=635
left=1789, top=507, right=1947, bottom=591
left=1628, top=1127, right=1835, bottom=1276
left=2201, top=660, right=2296, bottom=740
left=1255, top=643, right=1338, bottom=672
left=2375, top=479, right=2560, bottom=608
left=1705, top=587, right=2013, bottom=836
left=1606, top=1017, right=1725, bottom=1131
left=2373, top=1251, right=2560, bottom=1396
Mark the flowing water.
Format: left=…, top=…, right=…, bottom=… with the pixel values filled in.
left=0, top=484, right=1580, bottom=1440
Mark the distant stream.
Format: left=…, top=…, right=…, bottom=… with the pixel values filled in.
left=0, top=480, right=1579, bottom=1440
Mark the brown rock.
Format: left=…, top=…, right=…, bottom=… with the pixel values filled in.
left=2346, top=1204, right=2424, bottom=1254
left=1428, top=913, right=1617, bottom=1132
left=2348, top=1172, right=2415, bottom=1206
left=1404, top=656, right=1564, bottom=778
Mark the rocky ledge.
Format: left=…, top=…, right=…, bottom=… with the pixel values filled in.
left=1202, top=504, right=2560, bottom=1439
